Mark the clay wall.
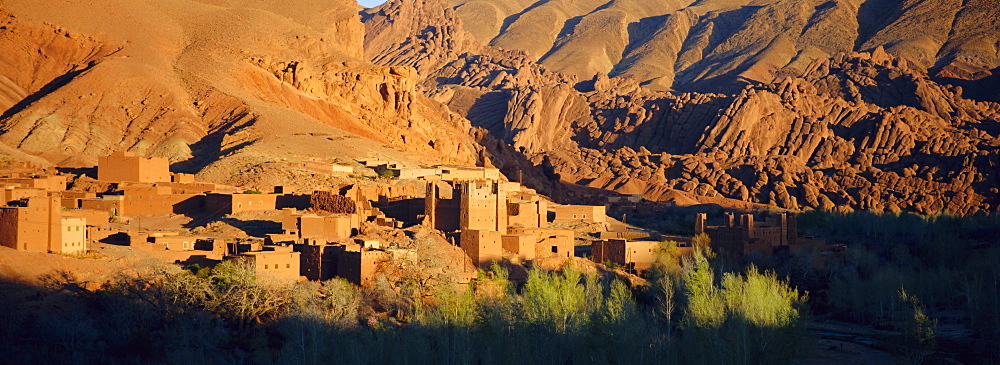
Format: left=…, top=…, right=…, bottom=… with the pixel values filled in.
left=59, top=191, right=98, bottom=210
left=122, top=187, right=203, bottom=215
left=535, top=231, right=574, bottom=259
left=36, top=196, right=61, bottom=253
left=154, top=236, right=202, bottom=251
left=282, top=209, right=302, bottom=234
left=424, top=181, right=457, bottom=231
left=375, top=198, right=424, bottom=227
left=0, top=197, right=63, bottom=253
left=296, top=244, right=345, bottom=281
left=0, top=208, right=27, bottom=250
left=194, top=238, right=230, bottom=259
left=171, top=173, right=196, bottom=184
left=265, top=234, right=297, bottom=246
left=276, top=194, right=311, bottom=210
left=460, top=230, right=502, bottom=267
left=506, top=199, right=546, bottom=229
left=437, top=166, right=501, bottom=181
left=59, top=217, right=87, bottom=254
left=298, top=216, right=326, bottom=239
left=298, top=214, right=356, bottom=240
left=596, top=231, right=652, bottom=240
left=338, top=248, right=387, bottom=286
left=624, top=241, right=660, bottom=270
left=310, top=191, right=357, bottom=213
left=239, top=251, right=301, bottom=281
left=158, top=181, right=217, bottom=194
left=552, top=205, right=606, bottom=224
left=502, top=234, right=537, bottom=260
left=0, top=175, right=68, bottom=191
left=61, top=209, right=110, bottom=228
left=3, top=187, right=46, bottom=204
left=459, top=181, right=504, bottom=231
left=97, top=151, right=170, bottom=183
left=591, top=239, right=627, bottom=266
left=205, top=193, right=278, bottom=215
left=80, top=196, right=123, bottom=215
left=702, top=213, right=796, bottom=256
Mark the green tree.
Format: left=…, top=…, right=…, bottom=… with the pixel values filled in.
left=894, top=288, right=937, bottom=363
left=521, top=266, right=590, bottom=334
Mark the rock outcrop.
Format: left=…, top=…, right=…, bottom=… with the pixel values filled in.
left=0, top=0, right=484, bottom=186
left=364, top=0, right=1000, bottom=215
left=436, top=0, right=1000, bottom=95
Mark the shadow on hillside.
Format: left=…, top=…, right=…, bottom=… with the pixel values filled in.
left=170, top=113, right=258, bottom=174
left=181, top=213, right=281, bottom=238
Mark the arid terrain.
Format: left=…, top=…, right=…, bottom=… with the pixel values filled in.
left=0, top=0, right=996, bottom=214
left=365, top=0, right=1000, bottom=215
left=0, top=1, right=998, bottom=363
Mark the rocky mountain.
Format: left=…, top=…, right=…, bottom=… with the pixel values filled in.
left=1, top=0, right=996, bottom=215
left=0, top=0, right=483, bottom=186
left=364, top=0, right=1000, bottom=214
left=438, top=0, right=1000, bottom=95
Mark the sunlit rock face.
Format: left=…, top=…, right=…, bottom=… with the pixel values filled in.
left=363, top=0, right=1000, bottom=214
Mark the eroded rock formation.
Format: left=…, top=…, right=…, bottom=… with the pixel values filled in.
left=364, top=0, right=1000, bottom=215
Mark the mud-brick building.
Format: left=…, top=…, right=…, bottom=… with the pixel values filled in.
left=552, top=205, right=606, bottom=224
left=298, top=214, right=360, bottom=241
left=506, top=191, right=548, bottom=229
left=337, top=246, right=389, bottom=287
left=0, top=196, right=88, bottom=254
left=297, top=244, right=345, bottom=281
left=460, top=230, right=503, bottom=267
left=2, top=186, right=46, bottom=204
left=79, top=186, right=203, bottom=216
left=98, top=151, right=171, bottom=183
left=296, top=243, right=389, bottom=286
left=205, top=193, right=279, bottom=214
left=503, top=227, right=575, bottom=261
left=0, top=175, right=68, bottom=191
left=59, top=217, right=87, bottom=255
left=233, top=248, right=301, bottom=281
left=591, top=239, right=669, bottom=271
left=121, top=186, right=203, bottom=215
left=695, top=213, right=797, bottom=256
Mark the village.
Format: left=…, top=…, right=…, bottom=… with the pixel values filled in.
left=1, top=152, right=827, bottom=286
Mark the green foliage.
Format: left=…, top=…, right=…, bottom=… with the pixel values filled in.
left=243, top=189, right=263, bottom=194
left=602, top=260, right=622, bottom=270
left=692, top=233, right=712, bottom=251
left=720, top=266, right=802, bottom=328
left=379, top=170, right=395, bottom=179
left=679, top=249, right=806, bottom=364
left=521, top=265, right=589, bottom=333
left=890, top=289, right=937, bottom=363
left=680, top=248, right=725, bottom=330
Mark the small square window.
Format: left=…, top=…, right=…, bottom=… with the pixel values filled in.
left=264, top=264, right=269, bottom=269
left=551, top=246, right=558, bottom=253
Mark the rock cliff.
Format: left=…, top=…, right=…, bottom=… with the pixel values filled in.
left=0, top=0, right=482, bottom=186
left=364, top=0, right=1000, bottom=214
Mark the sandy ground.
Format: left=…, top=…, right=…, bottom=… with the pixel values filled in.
left=0, top=242, right=216, bottom=288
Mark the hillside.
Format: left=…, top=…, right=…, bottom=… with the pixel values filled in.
left=0, top=0, right=997, bottom=214
left=364, top=0, right=1000, bottom=214
left=0, top=0, right=484, bottom=187
left=437, top=0, right=1000, bottom=95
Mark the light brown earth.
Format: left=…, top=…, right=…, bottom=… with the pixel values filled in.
left=1, top=0, right=998, bottom=215
left=365, top=0, right=1000, bottom=215
left=0, top=0, right=485, bottom=188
